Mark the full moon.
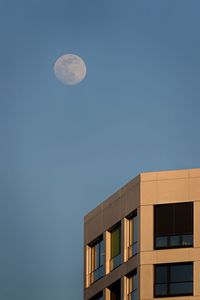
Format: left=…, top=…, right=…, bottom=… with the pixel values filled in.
left=54, top=54, right=87, bottom=85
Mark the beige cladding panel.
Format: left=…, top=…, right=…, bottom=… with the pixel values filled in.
left=141, top=247, right=200, bottom=265
left=124, top=184, right=140, bottom=215
left=190, top=177, right=200, bottom=200
left=139, top=264, right=153, bottom=299
left=157, top=178, right=188, bottom=203
left=84, top=212, right=103, bottom=245
left=140, top=180, right=157, bottom=206
left=195, top=261, right=200, bottom=296
left=140, top=205, right=153, bottom=252
left=157, top=169, right=189, bottom=180
left=141, top=170, right=200, bottom=206
left=102, top=196, right=122, bottom=231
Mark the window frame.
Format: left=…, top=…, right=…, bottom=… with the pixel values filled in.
left=154, top=262, right=193, bottom=298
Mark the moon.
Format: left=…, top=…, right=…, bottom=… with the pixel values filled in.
left=54, top=54, right=87, bottom=85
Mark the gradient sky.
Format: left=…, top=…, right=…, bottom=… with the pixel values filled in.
left=1, top=1, right=200, bottom=299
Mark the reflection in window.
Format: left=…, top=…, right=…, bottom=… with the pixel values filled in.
left=155, top=262, right=193, bottom=297
left=89, top=236, right=104, bottom=284
left=128, top=211, right=137, bottom=258
left=127, top=269, right=138, bottom=300
left=110, top=224, right=121, bottom=271
left=154, top=202, right=193, bottom=249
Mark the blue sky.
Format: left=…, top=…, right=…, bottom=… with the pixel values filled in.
left=0, top=0, right=200, bottom=299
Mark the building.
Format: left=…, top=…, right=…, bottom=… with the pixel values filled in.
left=84, top=168, right=200, bottom=300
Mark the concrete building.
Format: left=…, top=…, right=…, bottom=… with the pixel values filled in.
left=84, top=168, right=200, bottom=300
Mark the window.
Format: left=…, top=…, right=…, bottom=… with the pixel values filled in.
left=110, top=223, right=121, bottom=271
left=127, top=269, right=138, bottom=300
left=90, top=291, right=103, bottom=300
left=109, top=280, right=121, bottom=300
left=89, top=236, right=104, bottom=284
left=127, top=211, right=137, bottom=258
left=154, top=262, right=193, bottom=297
left=154, top=202, right=193, bottom=249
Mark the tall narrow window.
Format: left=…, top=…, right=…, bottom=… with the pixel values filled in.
left=154, top=202, right=193, bottom=249
left=89, top=236, right=104, bottom=284
left=154, top=262, right=193, bottom=297
left=110, top=223, right=121, bottom=271
left=128, top=211, right=137, bottom=258
left=127, top=269, right=138, bottom=300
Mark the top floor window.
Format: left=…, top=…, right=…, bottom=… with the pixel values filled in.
left=89, top=236, right=104, bottom=284
left=127, top=211, right=137, bottom=258
left=110, top=223, right=121, bottom=271
left=154, top=202, right=193, bottom=249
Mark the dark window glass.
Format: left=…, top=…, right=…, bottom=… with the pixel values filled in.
left=171, top=263, right=193, bottom=282
left=109, top=280, right=121, bottom=300
left=155, top=262, right=193, bottom=297
left=155, top=265, right=167, bottom=283
left=155, top=204, right=173, bottom=236
left=154, top=202, right=193, bottom=249
left=111, top=225, right=121, bottom=258
left=110, top=224, right=121, bottom=270
left=89, top=236, right=104, bottom=284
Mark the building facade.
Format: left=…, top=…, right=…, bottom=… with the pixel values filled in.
left=84, top=168, right=200, bottom=300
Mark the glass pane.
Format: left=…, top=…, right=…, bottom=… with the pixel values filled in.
left=182, top=234, right=193, bottom=246
left=133, top=289, right=138, bottom=300
left=155, top=265, right=167, bottom=283
left=95, top=243, right=100, bottom=269
left=170, top=263, right=193, bottom=282
left=133, top=272, right=138, bottom=289
left=133, top=215, right=137, bottom=243
left=129, top=242, right=137, bottom=258
left=170, top=235, right=180, bottom=247
left=111, top=226, right=121, bottom=258
left=174, top=202, right=193, bottom=235
left=100, top=240, right=104, bottom=266
left=154, top=204, right=173, bottom=236
left=110, top=254, right=121, bottom=270
left=94, top=265, right=104, bottom=281
left=127, top=290, right=138, bottom=300
left=170, top=282, right=193, bottom=295
left=155, top=284, right=168, bottom=296
left=155, top=236, right=168, bottom=248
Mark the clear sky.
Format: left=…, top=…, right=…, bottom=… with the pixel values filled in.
left=1, top=0, right=200, bottom=299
